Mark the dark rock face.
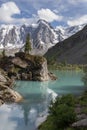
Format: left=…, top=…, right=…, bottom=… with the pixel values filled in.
left=0, top=99, right=4, bottom=106
left=0, top=52, right=54, bottom=81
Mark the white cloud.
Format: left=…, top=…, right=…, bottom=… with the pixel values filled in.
left=0, top=2, right=38, bottom=25
left=67, top=15, right=87, bottom=26
left=0, top=2, right=20, bottom=23
left=0, top=2, right=63, bottom=25
left=37, top=8, right=63, bottom=22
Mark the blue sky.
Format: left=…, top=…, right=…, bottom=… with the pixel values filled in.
left=0, top=0, right=87, bottom=27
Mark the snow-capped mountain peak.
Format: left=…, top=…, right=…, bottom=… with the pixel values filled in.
left=0, top=19, right=86, bottom=55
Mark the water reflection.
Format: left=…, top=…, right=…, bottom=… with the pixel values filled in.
left=0, top=70, right=85, bottom=130
left=17, top=81, right=57, bottom=127
left=0, top=81, right=57, bottom=130
left=0, top=104, right=23, bottom=130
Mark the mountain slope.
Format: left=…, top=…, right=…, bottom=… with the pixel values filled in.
left=45, top=25, right=87, bottom=64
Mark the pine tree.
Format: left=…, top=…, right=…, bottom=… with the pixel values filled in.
left=25, top=33, right=31, bottom=54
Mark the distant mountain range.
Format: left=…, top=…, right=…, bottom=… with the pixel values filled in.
left=45, top=25, right=87, bottom=64
left=0, top=19, right=85, bottom=55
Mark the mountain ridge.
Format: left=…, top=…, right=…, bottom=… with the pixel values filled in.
left=0, top=19, right=86, bottom=55
left=45, top=25, right=87, bottom=64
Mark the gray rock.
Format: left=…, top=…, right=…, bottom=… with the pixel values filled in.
left=0, top=69, right=23, bottom=105
left=48, top=72, right=57, bottom=80
left=77, top=114, right=87, bottom=120
left=12, top=57, right=28, bottom=68
left=39, top=59, right=49, bottom=81
left=72, top=118, right=87, bottom=127
left=0, top=74, right=7, bottom=83
left=75, top=107, right=82, bottom=114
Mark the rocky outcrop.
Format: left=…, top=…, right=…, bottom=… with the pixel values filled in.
left=0, top=52, right=56, bottom=81
left=12, top=57, right=28, bottom=69
left=0, top=52, right=56, bottom=107
left=48, top=72, right=57, bottom=80
left=32, top=59, right=49, bottom=81
left=72, top=118, right=87, bottom=127
left=0, top=69, right=22, bottom=105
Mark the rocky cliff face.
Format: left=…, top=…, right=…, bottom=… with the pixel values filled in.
left=0, top=52, right=55, bottom=81
left=39, top=60, right=49, bottom=81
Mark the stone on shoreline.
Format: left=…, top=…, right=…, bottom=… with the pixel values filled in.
left=72, top=118, right=87, bottom=127
left=0, top=69, right=23, bottom=105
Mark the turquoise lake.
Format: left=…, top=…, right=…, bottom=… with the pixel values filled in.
left=0, top=70, right=87, bottom=130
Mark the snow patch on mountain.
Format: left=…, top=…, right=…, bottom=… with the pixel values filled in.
left=55, top=24, right=86, bottom=40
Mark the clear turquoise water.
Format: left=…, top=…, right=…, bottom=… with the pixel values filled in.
left=0, top=70, right=86, bottom=130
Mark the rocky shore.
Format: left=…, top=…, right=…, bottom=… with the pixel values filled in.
left=0, top=52, right=56, bottom=105
left=0, top=68, right=22, bottom=105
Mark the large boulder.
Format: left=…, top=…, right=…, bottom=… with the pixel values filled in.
left=0, top=83, right=22, bottom=103
left=0, top=74, right=7, bottom=82
left=72, top=118, right=87, bottom=127
left=12, top=57, right=28, bottom=68
left=0, top=69, right=22, bottom=105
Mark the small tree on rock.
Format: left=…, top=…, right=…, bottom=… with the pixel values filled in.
left=25, top=33, right=31, bottom=54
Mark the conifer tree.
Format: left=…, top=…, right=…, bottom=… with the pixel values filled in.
left=25, top=33, right=31, bottom=54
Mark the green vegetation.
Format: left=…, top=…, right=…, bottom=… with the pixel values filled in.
left=39, top=92, right=87, bottom=130
left=39, top=94, right=76, bottom=130
left=24, top=33, right=32, bottom=54
left=77, top=91, right=87, bottom=107
left=48, top=62, right=85, bottom=70
left=47, top=56, right=57, bottom=65
left=2, top=49, right=5, bottom=57
left=82, top=67, right=87, bottom=85
left=47, top=57, right=86, bottom=70
left=24, top=53, right=45, bottom=64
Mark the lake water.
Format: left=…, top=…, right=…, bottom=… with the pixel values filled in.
left=0, top=70, right=87, bottom=130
